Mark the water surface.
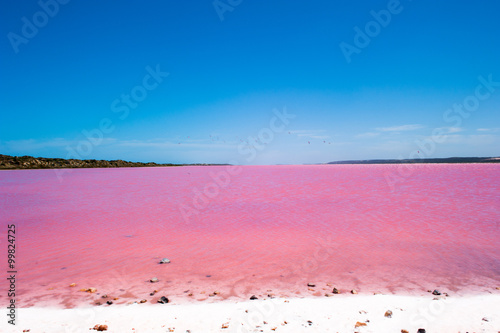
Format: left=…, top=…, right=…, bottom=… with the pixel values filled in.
left=0, top=164, right=499, bottom=307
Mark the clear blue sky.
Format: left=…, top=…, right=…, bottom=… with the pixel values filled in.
left=1, top=0, right=499, bottom=164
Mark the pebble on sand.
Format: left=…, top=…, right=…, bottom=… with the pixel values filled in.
left=150, top=278, right=159, bottom=283
left=384, top=310, right=393, bottom=318
left=69, top=283, right=76, bottom=287
left=250, top=295, right=258, bottom=300
left=351, top=289, right=357, bottom=294
left=431, top=290, right=441, bottom=295
left=159, top=258, right=171, bottom=264
left=92, top=324, right=108, bottom=331
left=307, top=283, right=316, bottom=287
left=417, top=329, right=426, bottom=333
left=157, top=296, right=169, bottom=304
left=354, top=321, right=367, bottom=328
left=332, top=288, right=339, bottom=294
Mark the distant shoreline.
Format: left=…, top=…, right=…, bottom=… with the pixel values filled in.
left=327, top=157, right=500, bottom=164
left=1, top=154, right=499, bottom=170
left=0, top=154, right=229, bottom=170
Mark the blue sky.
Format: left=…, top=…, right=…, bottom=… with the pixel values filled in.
left=1, top=0, right=499, bottom=164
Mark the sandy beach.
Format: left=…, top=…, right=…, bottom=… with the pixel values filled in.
left=3, top=294, right=499, bottom=333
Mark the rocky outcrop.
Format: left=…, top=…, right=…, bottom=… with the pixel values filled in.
left=0, top=154, right=228, bottom=170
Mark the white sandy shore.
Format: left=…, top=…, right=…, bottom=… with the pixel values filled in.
left=3, top=294, right=499, bottom=333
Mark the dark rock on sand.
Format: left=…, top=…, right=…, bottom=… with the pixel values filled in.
left=432, top=290, right=441, bottom=295
left=158, top=296, right=169, bottom=304
left=150, top=277, right=159, bottom=283
left=250, top=295, right=258, bottom=300
left=417, top=329, right=426, bottom=333
left=384, top=310, right=393, bottom=318
left=159, top=258, right=171, bottom=264
left=307, top=283, right=316, bottom=287
left=332, top=288, right=339, bottom=294
left=106, top=301, right=113, bottom=305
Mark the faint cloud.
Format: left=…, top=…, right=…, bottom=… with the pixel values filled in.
left=477, top=128, right=500, bottom=133
left=435, top=127, right=464, bottom=134
left=356, top=132, right=380, bottom=138
left=115, top=139, right=236, bottom=150
left=445, top=134, right=499, bottom=145
left=1, top=138, right=116, bottom=152
left=446, top=127, right=464, bottom=133
left=289, top=129, right=329, bottom=139
left=0, top=137, right=236, bottom=157
left=376, top=124, right=424, bottom=132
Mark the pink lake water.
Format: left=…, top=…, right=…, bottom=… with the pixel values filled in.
left=0, top=164, right=499, bottom=308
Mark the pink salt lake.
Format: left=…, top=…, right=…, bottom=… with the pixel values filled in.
left=0, top=164, right=498, bottom=308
